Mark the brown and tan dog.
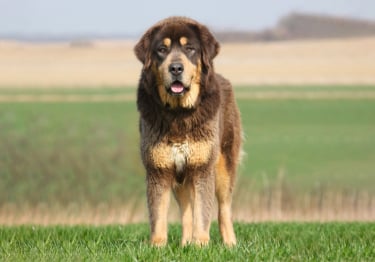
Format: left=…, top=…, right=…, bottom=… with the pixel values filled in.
left=134, top=17, right=242, bottom=247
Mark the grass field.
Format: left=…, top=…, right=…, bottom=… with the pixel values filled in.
left=0, top=85, right=374, bottom=223
left=1, top=223, right=374, bottom=261
left=1, top=38, right=374, bottom=260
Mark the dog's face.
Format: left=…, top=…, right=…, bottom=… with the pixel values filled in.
left=151, top=24, right=202, bottom=109
left=135, top=17, right=219, bottom=109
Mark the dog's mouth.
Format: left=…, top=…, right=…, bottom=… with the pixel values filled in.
left=168, top=81, right=188, bottom=96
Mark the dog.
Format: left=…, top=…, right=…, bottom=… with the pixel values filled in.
left=134, top=17, right=242, bottom=247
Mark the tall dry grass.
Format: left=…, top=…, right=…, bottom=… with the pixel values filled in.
left=1, top=186, right=373, bottom=225
left=0, top=41, right=140, bottom=87
left=233, top=173, right=375, bottom=222
left=216, top=37, right=375, bottom=85
left=1, top=167, right=373, bottom=225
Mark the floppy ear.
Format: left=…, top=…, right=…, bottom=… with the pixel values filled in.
left=197, top=24, right=220, bottom=70
left=134, top=26, right=160, bottom=69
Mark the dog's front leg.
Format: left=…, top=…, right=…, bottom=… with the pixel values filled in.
left=191, top=170, right=215, bottom=246
left=147, top=175, right=171, bottom=247
left=173, top=182, right=193, bottom=246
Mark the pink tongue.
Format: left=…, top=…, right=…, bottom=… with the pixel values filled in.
left=171, top=82, right=184, bottom=93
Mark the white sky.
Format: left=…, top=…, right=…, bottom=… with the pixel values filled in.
left=0, top=0, right=374, bottom=36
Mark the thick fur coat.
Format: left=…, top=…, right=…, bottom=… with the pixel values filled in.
left=134, top=17, right=242, bottom=246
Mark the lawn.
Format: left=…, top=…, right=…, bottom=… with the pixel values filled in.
left=0, top=223, right=374, bottom=261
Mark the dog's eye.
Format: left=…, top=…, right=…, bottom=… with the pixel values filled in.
left=185, top=46, right=195, bottom=53
left=158, top=46, right=168, bottom=54
left=185, top=46, right=195, bottom=55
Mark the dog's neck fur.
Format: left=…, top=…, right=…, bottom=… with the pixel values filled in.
left=137, top=71, right=220, bottom=138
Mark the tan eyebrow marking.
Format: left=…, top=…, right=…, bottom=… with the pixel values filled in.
left=163, top=38, right=171, bottom=47
left=179, top=37, right=188, bottom=46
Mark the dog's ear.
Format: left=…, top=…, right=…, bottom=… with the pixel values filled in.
left=134, top=26, right=160, bottom=69
left=196, top=24, right=220, bottom=70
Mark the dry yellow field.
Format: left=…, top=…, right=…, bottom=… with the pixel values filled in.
left=0, top=37, right=374, bottom=87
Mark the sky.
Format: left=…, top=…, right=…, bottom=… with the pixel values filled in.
left=0, top=0, right=375, bottom=38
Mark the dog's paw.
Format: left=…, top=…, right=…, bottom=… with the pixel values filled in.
left=181, top=237, right=192, bottom=246
left=150, top=236, right=167, bottom=247
left=223, top=238, right=237, bottom=247
left=192, top=235, right=210, bottom=247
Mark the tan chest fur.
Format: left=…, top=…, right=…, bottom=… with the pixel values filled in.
left=146, top=139, right=214, bottom=171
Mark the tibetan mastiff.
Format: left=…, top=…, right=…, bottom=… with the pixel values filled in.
left=135, top=17, right=242, bottom=247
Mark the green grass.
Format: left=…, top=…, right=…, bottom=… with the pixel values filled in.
left=0, top=223, right=374, bottom=261
left=242, top=99, right=375, bottom=192
left=1, top=86, right=375, bottom=208
left=0, top=102, right=143, bottom=205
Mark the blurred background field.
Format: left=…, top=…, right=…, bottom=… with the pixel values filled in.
left=1, top=10, right=375, bottom=224
left=0, top=85, right=374, bottom=224
left=1, top=37, right=375, bottom=87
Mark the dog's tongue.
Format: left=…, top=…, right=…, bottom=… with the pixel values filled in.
left=171, top=82, right=184, bottom=94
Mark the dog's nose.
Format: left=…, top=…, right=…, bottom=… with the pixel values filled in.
left=169, top=63, right=184, bottom=76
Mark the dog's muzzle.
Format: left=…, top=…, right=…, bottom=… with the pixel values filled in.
left=167, top=63, right=190, bottom=96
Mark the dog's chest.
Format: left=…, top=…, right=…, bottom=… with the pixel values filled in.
left=171, top=142, right=190, bottom=173
left=147, top=140, right=213, bottom=171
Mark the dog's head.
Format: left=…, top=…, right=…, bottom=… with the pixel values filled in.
left=135, top=17, right=219, bottom=109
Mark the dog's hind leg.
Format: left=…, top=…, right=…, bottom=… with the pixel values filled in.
left=215, top=153, right=237, bottom=246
